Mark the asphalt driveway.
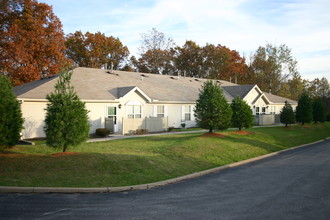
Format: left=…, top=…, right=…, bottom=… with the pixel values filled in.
left=1, top=139, right=330, bottom=220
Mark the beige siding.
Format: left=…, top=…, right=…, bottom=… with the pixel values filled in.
left=21, top=101, right=47, bottom=139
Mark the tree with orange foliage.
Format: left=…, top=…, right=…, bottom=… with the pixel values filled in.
left=65, top=31, right=129, bottom=69
left=0, top=0, right=68, bottom=86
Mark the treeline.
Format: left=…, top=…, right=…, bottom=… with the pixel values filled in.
left=1, top=0, right=329, bottom=105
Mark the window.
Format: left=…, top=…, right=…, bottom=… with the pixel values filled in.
left=127, top=105, right=142, bottom=118
left=107, top=106, right=117, bottom=124
left=270, top=106, right=276, bottom=114
left=262, top=107, right=266, bottom=114
left=184, top=105, right=191, bottom=121
left=157, top=105, right=165, bottom=117
left=256, top=107, right=260, bottom=115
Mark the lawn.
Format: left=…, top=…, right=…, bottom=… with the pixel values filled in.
left=0, top=123, right=329, bottom=187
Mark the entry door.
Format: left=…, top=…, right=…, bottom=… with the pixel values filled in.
left=106, top=106, right=117, bottom=133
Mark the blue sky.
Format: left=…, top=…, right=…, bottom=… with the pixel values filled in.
left=41, top=0, right=330, bottom=81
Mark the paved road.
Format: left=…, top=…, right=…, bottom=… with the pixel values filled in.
left=1, top=140, right=330, bottom=220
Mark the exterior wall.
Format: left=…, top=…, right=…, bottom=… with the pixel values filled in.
left=243, top=87, right=260, bottom=104
left=20, top=101, right=47, bottom=139
left=86, top=102, right=115, bottom=134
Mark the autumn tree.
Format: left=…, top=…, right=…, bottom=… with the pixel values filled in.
left=0, top=0, right=68, bottom=85
left=44, top=67, right=90, bottom=152
left=231, top=96, right=254, bottom=130
left=65, top=31, right=129, bottom=69
left=296, top=92, right=313, bottom=125
left=247, top=44, right=298, bottom=95
left=194, top=80, right=232, bottom=133
left=0, top=75, right=24, bottom=148
left=135, top=28, right=175, bottom=74
left=173, top=40, right=202, bottom=78
left=280, top=101, right=295, bottom=127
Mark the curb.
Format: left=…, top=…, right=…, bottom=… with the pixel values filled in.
left=1, top=137, right=329, bottom=194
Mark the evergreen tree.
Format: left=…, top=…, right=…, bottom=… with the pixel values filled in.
left=44, top=67, right=90, bottom=152
left=296, top=92, right=313, bottom=125
left=194, top=80, right=232, bottom=133
left=280, top=101, right=295, bottom=127
left=312, top=97, right=326, bottom=123
left=0, top=75, right=24, bottom=148
left=231, top=96, right=254, bottom=130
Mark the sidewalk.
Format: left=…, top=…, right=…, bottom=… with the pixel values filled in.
left=87, top=124, right=283, bottom=143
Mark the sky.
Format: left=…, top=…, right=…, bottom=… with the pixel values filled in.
left=40, top=0, right=330, bottom=81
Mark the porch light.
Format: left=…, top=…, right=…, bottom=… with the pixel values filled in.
left=118, top=104, right=122, bottom=109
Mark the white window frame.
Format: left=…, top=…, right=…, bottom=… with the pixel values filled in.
left=182, top=105, right=192, bottom=121
left=107, top=105, right=117, bottom=124
left=126, top=105, right=142, bottom=119
left=157, top=105, right=165, bottom=118
left=256, top=106, right=260, bottom=115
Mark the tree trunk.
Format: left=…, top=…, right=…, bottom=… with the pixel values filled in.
left=209, top=128, right=213, bottom=133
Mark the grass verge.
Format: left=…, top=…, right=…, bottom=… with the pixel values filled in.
left=0, top=123, right=329, bottom=187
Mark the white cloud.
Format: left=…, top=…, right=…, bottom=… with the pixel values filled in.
left=42, top=0, right=330, bottom=81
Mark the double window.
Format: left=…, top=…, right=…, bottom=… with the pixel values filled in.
left=156, top=105, right=165, bottom=118
left=184, top=105, right=192, bottom=121
left=127, top=105, right=142, bottom=118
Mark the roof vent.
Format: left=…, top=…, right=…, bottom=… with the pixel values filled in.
left=106, top=70, right=118, bottom=76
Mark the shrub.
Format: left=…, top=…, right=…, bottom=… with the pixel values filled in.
left=44, top=67, right=90, bottom=152
left=296, top=92, right=313, bottom=125
left=194, top=80, right=232, bottom=132
left=0, top=75, right=24, bottom=148
left=95, top=128, right=111, bottom=137
left=168, top=126, right=175, bottom=132
left=136, top=129, right=148, bottom=135
left=231, top=96, right=254, bottom=130
left=280, top=101, right=295, bottom=127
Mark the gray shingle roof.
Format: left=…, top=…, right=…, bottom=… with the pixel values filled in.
left=222, top=85, right=256, bottom=100
left=264, top=92, right=297, bottom=104
left=13, top=67, right=296, bottom=104
left=14, top=67, right=236, bottom=102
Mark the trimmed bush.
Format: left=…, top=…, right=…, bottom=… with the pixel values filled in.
left=95, top=128, right=111, bottom=137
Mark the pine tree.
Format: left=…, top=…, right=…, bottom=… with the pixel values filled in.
left=0, top=75, right=24, bottom=148
left=296, top=92, right=313, bottom=125
left=280, top=101, right=295, bottom=127
left=312, top=98, right=326, bottom=123
left=44, top=67, right=90, bottom=152
left=231, top=96, right=254, bottom=130
left=194, top=80, right=232, bottom=133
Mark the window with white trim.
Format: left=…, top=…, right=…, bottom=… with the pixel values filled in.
left=256, top=107, right=260, bottom=115
left=262, top=107, right=266, bottom=114
left=184, top=105, right=191, bottom=121
left=270, top=106, right=276, bottom=114
left=156, top=105, right=165, bottom=118
left=107, top=106, right=117, bottom=124
left=127, top=105, right=142, bottom=118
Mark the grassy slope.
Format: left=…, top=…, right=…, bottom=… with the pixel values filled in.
left=0, top=123, right=329, bottom=187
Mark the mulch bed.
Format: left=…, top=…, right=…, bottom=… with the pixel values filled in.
left=230, top=130, right=253, bottom=135
left=201, top=132, right=226, bottom=138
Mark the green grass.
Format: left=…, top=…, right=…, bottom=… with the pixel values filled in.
left=0, top=123, right=329, bottom=187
